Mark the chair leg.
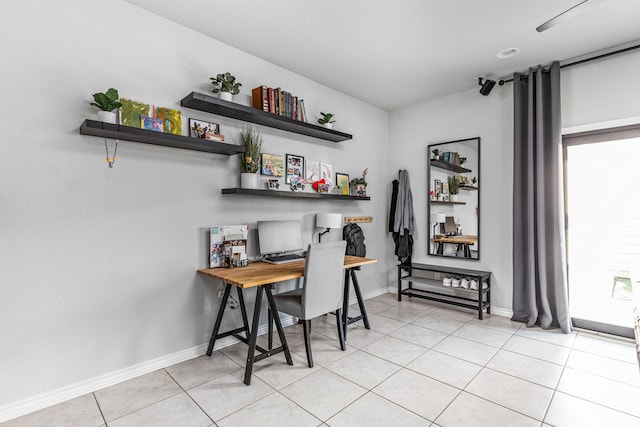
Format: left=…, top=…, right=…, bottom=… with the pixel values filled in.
left=267, top=308, right=273, bottom=350
left=302, top=319, right=313, bottom=368
left=335, top=308, right=346, bottom=351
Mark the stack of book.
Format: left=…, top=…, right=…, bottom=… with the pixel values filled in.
left=440, top=151, right=461, bottom=165
left=251, top=85, right=308, bottom=122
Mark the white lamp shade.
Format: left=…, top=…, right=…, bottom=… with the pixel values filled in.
left=316, top=213, right=342, bottom=229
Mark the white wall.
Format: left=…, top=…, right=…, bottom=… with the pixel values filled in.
left=0, top=0, right=389, bottom=416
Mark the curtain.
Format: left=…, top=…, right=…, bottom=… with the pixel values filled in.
left=512, top=61, right=572, bottom=333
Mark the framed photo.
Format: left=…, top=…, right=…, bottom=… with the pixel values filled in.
left=320, top=163, right=333, bottom=186
left=261, top=153, right=284, bottom=177
left=189, top=118, right=220, bottom=138
left=285, top=154, right=305, bottom=184
left=336, top=173, right=349, bottom=195
left=434, top=179, right=442, bottom=193
left=306, top=160, right=320, bottom=182
left=141, top=115, right=164, bottom=132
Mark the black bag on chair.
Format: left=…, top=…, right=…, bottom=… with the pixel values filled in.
left=343, top=223, right=366, bottom=257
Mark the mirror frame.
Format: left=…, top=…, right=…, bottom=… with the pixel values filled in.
left=427, top=137, right=481, bottom=260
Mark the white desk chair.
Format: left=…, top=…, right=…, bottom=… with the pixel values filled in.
left=269, top=240, right=347, bottom=368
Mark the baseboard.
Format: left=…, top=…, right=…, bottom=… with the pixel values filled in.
left=386, top=285, right=513, bottom=318
left=0, top=316, right=297, bottom=423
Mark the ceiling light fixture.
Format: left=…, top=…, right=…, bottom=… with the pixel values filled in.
left=497, top=48, right=520, bottom=59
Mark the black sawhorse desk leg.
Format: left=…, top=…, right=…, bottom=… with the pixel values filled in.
left=206, top=283, right=250, bottom=356
left=342, top=268, right=370, bottom=340
left=244, top=284, right=293, bottom=385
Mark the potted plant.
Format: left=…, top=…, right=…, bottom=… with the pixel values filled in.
left=431, top=148, right=440, bottom=160
left=90, top=88, right=122, bottom=124
left=210, top=72, right=242, bottom=102
left=448, top=176, right=460, bottom=201
left=235, top=127, right=263, bottom=189
left=350, top=168, right=368, bottom=196
left=471, top=177, right=477, bottom=186
left=318, top=112, right=336, bottom=129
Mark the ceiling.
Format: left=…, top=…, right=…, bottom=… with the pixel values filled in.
left=125, top=0, right=640, bottom=110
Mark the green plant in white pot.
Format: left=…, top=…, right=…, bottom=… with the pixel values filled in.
left=210, top=72, right=242, bottom=102
left=318, top=112, right=336, bottom=129
left=448, top=176, right=460, bottom=201
left=91, top=88, right=122, bottom=124
left=235, top=127, right=263, bottom=189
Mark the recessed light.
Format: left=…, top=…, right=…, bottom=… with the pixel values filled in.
left=497, top=48, right=520, bottom=59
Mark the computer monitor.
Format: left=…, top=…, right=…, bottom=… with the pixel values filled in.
left=257, top=220, right=303, bottom=256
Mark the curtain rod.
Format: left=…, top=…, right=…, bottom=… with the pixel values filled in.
left=498, top=43, right=640, bottom=85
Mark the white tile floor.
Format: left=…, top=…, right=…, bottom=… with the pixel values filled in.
left=3, top=293, right=640, bottom=427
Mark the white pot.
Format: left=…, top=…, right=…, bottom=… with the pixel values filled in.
left=240, top=173, right=258, bottom=189
left=219, top=92, right=233, bottom=102
left=450, top=194, right=458, bottom=202
left=97, top=110, right=117, bottom=124
left=322, top=122, right=333, bottom=129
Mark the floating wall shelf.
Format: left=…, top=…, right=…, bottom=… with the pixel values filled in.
left=180, top=92, right=353, bottom=143
left=431, top=200, right=466, bottom=205
left=430, top=159, right=472, bottom=173
left=79, top=119, right=244, bottom=155
left=221, top=188, right=370, bottom=201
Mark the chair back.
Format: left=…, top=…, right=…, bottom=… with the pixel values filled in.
left=302, top=240, right=347, bottom=319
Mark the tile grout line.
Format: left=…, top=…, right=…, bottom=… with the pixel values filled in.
left=163, top=368, right=216, bottom=426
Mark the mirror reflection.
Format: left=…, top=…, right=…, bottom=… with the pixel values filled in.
left=427, top=137, right=480, bottom=259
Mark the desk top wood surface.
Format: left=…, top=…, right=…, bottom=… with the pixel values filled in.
left=198, top=255, right=377, bottom=288
left=433, top=235, right=477, bottom=245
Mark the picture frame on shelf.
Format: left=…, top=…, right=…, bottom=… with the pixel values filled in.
left=336, top=173, right=349, bottom=195
left=285, top=153, right=305, bottom=184
left=261, top=153, right=285, bottom=177
left=320, top=163, right=333, bottom=190
left=141, top=116, right=164, bottom=132
left=189, top=118, right=220, bottom=139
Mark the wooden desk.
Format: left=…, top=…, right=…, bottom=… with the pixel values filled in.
left=198, top=255, right=376, bottom=385
left=433, top=235, right=477, bottom=258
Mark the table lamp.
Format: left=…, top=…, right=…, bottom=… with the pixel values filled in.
left=316, top=213, right=342, bottom=242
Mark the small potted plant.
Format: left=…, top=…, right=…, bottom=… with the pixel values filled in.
left=318, top=112, right=336, bottom=129
left=448, top=176, right=460, bottom=201
left=235, top=127, right=263, bottom=189
left=431, top=148, right=440, bottom=160
left=90, top=88, right=122, bottom=124
left=210, top=72, right=242, bottom=102
left=350, top=168, right=368, bottom=197
left=471, top=177, right=477, bottom=186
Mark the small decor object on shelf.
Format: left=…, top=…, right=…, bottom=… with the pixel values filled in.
left=318, top=112, right=336, bottom=129
left=120, top=98, right=150, bottom=128
left=285, top=153, right=305, bottom=184
left=350, top=168, right=368, bottom=197
left=312, top=178, right=329, bottom=193
left=235, top=127, right=263, bottom=189
left=267, top=179, right=279, bottom=190
left=141, top=115, right=164, bottom=132
left=154, top=106, right=182, bottom=135
left=336, top=173, right=349, bottom=195
left=189, top=118, right=222, bottom=141
left=90, top=88, right=122, bottom=124
left=261, top=153, right=284, bottom=177
left=289, top=176, right=306, bottom=192
left=471, top=177, right=477, bottom=185
left=210, top=72, right=242, bottom=102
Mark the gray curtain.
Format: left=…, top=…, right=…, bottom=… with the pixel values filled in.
left=512, top=61, right=572, bottom=333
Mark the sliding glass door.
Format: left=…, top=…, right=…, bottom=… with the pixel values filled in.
left=564, top=125, right=640, bottom=337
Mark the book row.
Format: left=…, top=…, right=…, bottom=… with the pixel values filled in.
left=251, top=85, right=308, bottom=122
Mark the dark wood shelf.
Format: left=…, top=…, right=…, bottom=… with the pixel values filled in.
left=459, top=185, right=478, bottom=191
left=79, top=119, right=244, bottom=155
left=431, top=200, right=466, bottom=205
left=430, top=159, right=472, bottom=173
left=221, top=188, right=370, bottom=201
left=180, top=92, right=353, bottom=143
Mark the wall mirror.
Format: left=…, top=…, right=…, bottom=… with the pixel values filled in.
left=427, top=137, right=480, bottom=259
